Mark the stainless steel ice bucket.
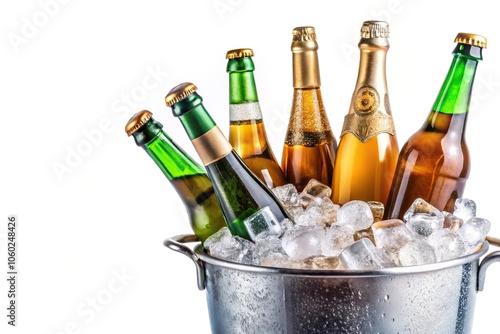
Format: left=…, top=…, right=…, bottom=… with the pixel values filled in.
left=164, top=234, right=500, bottom=334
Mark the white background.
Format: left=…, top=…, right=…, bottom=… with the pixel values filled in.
left=2, top=0, right=500, bottom=333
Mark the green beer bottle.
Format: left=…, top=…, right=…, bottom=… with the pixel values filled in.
left=125, top=110, right=226, bottom=242
left=226, top=48, right=287, bottom=189
left=165, top=82, right=291, bottom=240
left=384, top=33, right=486, bottom=220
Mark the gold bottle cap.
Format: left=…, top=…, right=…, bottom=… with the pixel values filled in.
left=226, top=48, right=254, bottom=59
left=454, top=32, right=487, bottom=48
left=361, top=21, right=389, bottom=38
left=292, top=26, right=317, bottom=42
left=165, top=82, right=198, bottom=107
left=125, top=110, right=153, bottom=136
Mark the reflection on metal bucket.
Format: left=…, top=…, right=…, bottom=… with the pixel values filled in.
left=165, top=235, right=500, bottom=334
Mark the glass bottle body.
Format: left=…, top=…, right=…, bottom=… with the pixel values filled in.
left=385, top=111, right=470, bottom=219
left=332, top=132, right=399, bottom=205
left=282, top=87, right=337, bottom=192
left=229, top=116, right=286, bottom=188
left=205, top=150, right=289, bottom=239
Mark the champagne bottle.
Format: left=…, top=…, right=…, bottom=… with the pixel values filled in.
left=332, top=21, right=399, bottom=206
left=384, top=32, right=486, bottom=220
left=165, top=82, right=291, bottom=240
left=281, top=26, right=337, bottom=192
left=226, top=48, right=286, bottom=189
left=125, top=110, right=226, bottom=242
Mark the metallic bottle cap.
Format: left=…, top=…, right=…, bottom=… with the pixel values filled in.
left=125, top=110, right=153, bottom=136
left=165, top=82, right=198, bottom=107
left=292, top=26, right=317, bottom=41
left=226, top=48, right=254, bottom=59
left=361, top=21, right=389, bottom=38
left=454, top=32, right=487, bottom=48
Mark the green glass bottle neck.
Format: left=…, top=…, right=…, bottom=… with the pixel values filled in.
left=227, top=57, right=259, bottom=104
left=132, top=119, right=205, bottom=181
left=432, top=43, right=482, bottom=115
left=171, top=92, right=216, bottom=140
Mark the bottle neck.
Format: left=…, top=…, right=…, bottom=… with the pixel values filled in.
left=432, top=44, right=482, bottom=115
left=341, top=38, right=396, bottom=141
left=292, top=41, right=321, bottom=88
left=227, top=57, right=259, bottom=104
left=177, top=102, right=233, bottom=166
left=355, top=41, right=389, bottom=101
left=133, top=121, right=205, bottom=181
left=227, top=58, right=263, bottom=122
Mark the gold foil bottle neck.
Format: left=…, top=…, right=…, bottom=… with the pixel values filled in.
left=125, top=110, right=153, bottom=136
left=291, top=26, right=321, bottom=88
left=165, top=82, right=198, bottom=107
left=454, top=32, right=487, bottom=48
left=292, top=26, right=317, bottom=42
left=226, top=48, right=254, bottom=59
left=361, top=21, right=390, bottom=39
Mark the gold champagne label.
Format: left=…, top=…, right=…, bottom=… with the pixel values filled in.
left=191, top=126, right=233, bottom=166
left=341, top=85, right=395, bottom=142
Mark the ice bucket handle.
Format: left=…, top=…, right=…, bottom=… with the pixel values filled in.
left=163, top=234, right=206, bottom=291
left=477, top=238, right=500, bottom=291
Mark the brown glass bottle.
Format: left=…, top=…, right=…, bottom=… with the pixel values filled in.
left=332, top=21, right=399, bottom=206
left=226, top=48, right=287, bottom=189
left=281, top=26, right=337, bottom=192
left=384, top=33, right=486, bottom=220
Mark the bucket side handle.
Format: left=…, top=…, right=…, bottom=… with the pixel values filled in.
left=163, top=234, right=206, bottom=291
left=478, top=250, right=500, bottom=292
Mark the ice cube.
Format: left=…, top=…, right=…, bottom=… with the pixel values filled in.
left=243, top=206, right=283, bottom=241
left=372, top=219, right=412, bottom=265
left=281, top=226, right=325, bottom=260
left=295, top=205, right=323, bottom=227
left=299, top=179, right=332, bottom=207
left=398, top=240, right=436, bottom=266
left=285, top=205, right=305, bottom=220
left=442, top=211, right=464, bottom=233
left=280, top=218, right=295, bottom=235
left=203, top=227, right=254, bottom=264
left=339, top=238, right=395, bottom=270
left=403, top=198, right=443, bottom=222
left=336, top=200, right=374, bottom=232
left=296, top=197, right=339, bottom=228
left=321, top=224, right=355, bottom=257
left=427, top=228, right=466, bottom=262
left=367, top=201, right=385, bottom=222
left=252, top=235, right=286, bottom=265
left=271, top=183, right=299, bottom=207
left=406, top=213, right=444, bottom=239
left=456, top=217, right=491, bottom=253
left=453, top=198, right=477, bottom=222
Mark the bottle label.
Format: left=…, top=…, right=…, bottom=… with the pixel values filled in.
left=341, top=85, right=396, bottom=142
left=191, top=126, right=233, bottom=166
left=229, top=102, right=263, bottom=122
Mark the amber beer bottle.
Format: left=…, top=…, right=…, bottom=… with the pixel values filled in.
left=281, top=26, right=337, bottom=192
left=125, top=110, right=226, bottom=242
left=165, top=82, right=291, bottom=240
left=226, top=48, right=286, bottom=189
left=332, top=21, right=399, bottom=206
left=384, top=33, right=486, bottom=220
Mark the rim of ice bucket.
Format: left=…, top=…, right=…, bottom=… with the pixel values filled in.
left=192, top=241, right=490, bottom=278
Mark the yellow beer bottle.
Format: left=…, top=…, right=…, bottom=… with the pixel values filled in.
left=226, top=48, right=286, bottom=189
